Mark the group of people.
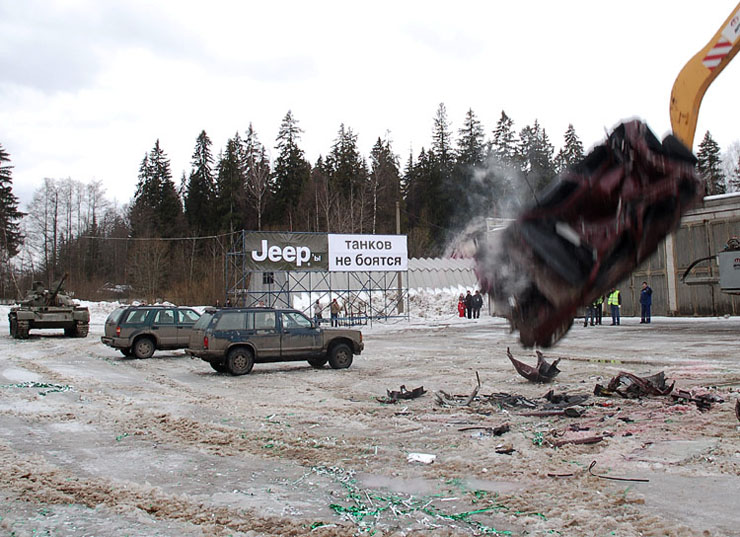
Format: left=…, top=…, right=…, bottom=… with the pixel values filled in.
left=583, top=282, right=653, bottom=327
left=314, top=298, right=343, bottom=327
left=457, top=290, right=484, bottom=319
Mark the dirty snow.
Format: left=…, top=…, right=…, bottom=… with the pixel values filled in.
left=1, top=292, right=739, bottom=536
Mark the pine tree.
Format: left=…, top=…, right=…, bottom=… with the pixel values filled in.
left=184, top=130, right=216, bottom=235
left=697, top=131, right=725, bottom=196
left=130, top=140, right=183, bottom=238
left=0, top=143, right=24, bottom=259
left=456, top=108, right=486, bottom=167
left=215, top=133, right=248, bottom=233
left=516, top=120, right=556, bottom=194
left=554, top=124, right=584, bottom=173
left=325, top=124, right=369, bottom=232
left=490, top=111, right=517, bottom=166
left=243, top=124, right=271, bottom=231
left=270, top=111, right=311, bottom=230
left=453, top=108, right=486, bottom=221
left=368, top=136, right=401, bottom=234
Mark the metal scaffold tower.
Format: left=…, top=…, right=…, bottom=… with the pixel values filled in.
left=225, top=231, right=409, bottom=326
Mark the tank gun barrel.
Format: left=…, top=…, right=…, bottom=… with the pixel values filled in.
left=48, top=272, right=69, bottom=305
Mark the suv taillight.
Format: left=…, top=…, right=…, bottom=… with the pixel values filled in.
left=116, top=326, right=121, bottom=336
left=203, top=336, right=209, bottom=350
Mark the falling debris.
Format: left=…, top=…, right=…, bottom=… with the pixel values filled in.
left=594, top=371, right=674, bottom=398
left=507, top=347, right=561, bottom=383
left=377, top=385, right=426, bottom=404
left=475, top=120, right=702, bottom=348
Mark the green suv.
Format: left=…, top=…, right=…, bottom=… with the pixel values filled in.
left=186, top=307, right=364, bottom=375
left=101, top=305, right=202, bottom=358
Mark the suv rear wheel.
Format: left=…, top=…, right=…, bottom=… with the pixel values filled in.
left=227, top=347, right=254, bottom=376
left=328, top=343, right=353, bottom=369
left=133, top=337, right=155, bottom=359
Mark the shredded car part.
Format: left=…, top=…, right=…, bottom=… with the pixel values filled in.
left=594, top=371, right=674, bottom=398
left=376, top=385, right=426, bottom=404
left=507, top=347, right=561, bottom=382
left=476, top=120, right=702, bottom=347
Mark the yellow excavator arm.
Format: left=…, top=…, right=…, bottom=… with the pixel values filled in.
left=670, top=3, right=740, bottom=148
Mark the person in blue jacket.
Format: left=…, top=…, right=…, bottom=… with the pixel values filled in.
left=640, top=281, right=653, bottom=324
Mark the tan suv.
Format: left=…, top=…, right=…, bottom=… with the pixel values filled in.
left=186, top=307, right=364, bottom=375
left=101, top=305, right=201, bottom=358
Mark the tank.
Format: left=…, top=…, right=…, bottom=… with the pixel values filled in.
left=8, top=273, right=90, bottom=339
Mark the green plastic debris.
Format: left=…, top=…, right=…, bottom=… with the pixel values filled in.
left=0, top=381, right=74, bottom=396
left=314, top=466, right=512, bottom=535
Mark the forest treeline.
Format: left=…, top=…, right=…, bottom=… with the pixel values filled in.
left=1, top=105, right=738, bottom=304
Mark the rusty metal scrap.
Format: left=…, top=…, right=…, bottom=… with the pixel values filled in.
left=377, top=385, right=426, bottom=404
left=550, top=435, right=604, bottom=448
left=671, top=389, right=724, bottom=411
left=507, top=348, right=561, bottom=383
left=587, top=461, right=649, bottom=483
left=458, top=424, right=510, bottom=436
left=594, top=371, right=674, bottom=399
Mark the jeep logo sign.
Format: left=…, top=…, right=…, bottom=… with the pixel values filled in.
left=243, top=232, right=408, bottom=272
left=244, top=233, right=328, bottom=271
left=252, top=240, right=311, bottom=267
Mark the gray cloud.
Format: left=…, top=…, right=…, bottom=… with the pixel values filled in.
left=0, top=2, right=204, bottom=94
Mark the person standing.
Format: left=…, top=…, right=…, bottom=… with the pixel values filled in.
left=472, top=290, right=483, bottom=319
left=313, top=299, right=323, bottom=324
left=330, top=298, right=342, bottom=327
left=607, top=289, right=621, bottom=325
left=464, top=290, right=473, bottom=319
left=640, top=281, right=653, bottom=323
left=583, top=302, right=595, bottom=327
left=457, top=294, right=465, bottom=318
left=594, top=295, right=604, bottom=325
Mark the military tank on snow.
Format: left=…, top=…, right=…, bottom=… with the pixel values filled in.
left=8, top=273, right=90, bottom=339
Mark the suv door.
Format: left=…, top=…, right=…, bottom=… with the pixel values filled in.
left=250, top=310, right=280, bottom=359
left=176, top=308, right=201, bottom=346
left=152, top=308, right=178, bottom=348
left=279, top=311, right=321, bottom=358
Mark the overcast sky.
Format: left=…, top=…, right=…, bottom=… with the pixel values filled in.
left=1, top=0, right=739, bottom=209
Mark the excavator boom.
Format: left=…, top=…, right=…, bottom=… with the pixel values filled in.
left=670, top=3, right=740, bottom=148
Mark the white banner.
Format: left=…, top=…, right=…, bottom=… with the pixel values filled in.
left=328, top=234, right=408, bottom=272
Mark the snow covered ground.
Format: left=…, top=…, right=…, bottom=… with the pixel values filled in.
left=1, top=292, right=739, bottom=536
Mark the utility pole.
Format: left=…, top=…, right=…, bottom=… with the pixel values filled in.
left=396, top=201, right=404, bottom=314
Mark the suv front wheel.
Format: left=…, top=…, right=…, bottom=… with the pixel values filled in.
left=328, top=343, right=353, bottom=369
left=227, top=347, right=254, bottom=376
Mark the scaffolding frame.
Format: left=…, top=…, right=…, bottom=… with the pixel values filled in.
left=225, top=231, right=409, bottom=326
